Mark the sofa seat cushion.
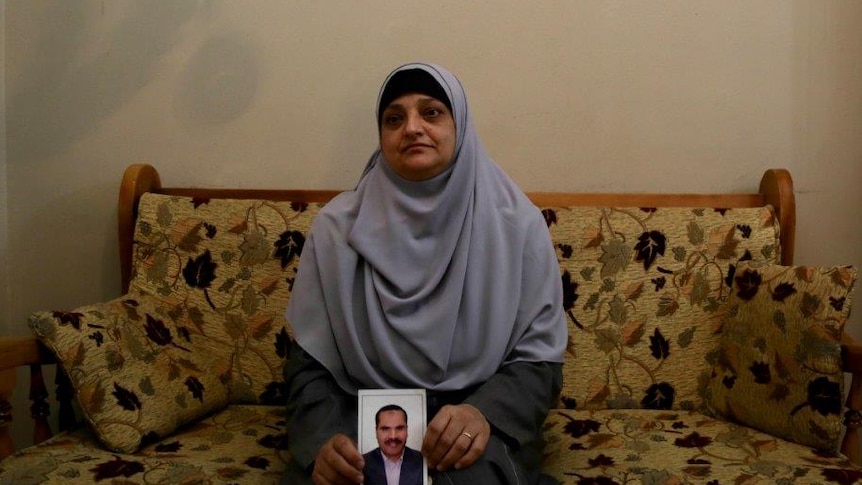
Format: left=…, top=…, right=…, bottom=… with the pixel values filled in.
left=0, top=405, right=290, bottom=484
left=541, top=408, right=862, bottom=484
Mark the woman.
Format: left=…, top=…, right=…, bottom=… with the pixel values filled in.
left=283, top=62, right=566, bottom=485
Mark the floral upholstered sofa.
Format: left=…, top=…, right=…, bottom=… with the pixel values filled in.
left=1, top=164, right=861, bottom=484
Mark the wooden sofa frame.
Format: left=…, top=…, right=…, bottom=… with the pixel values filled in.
left=2, top=164, right=861, bottom=464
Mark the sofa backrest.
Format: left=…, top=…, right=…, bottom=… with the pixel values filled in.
left=127, top=191, right=782, bottom=410
left=546, top=205, right=780, bottom=410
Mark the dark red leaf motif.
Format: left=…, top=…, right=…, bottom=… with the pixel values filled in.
left=562, top=417, right=601, bottom=438
left=772, top=282, right=797, bottom=302
left=290, top=201, right=308, bottom=213
left=736, top=224, right=752, bottom=238
left=649, top=328, right=670, bottom=360
left=724, top=264, right=737, bottom=288
left=87, top=332, right=104, bottom=347
left=634, top=230, right=666, bottom=271
left=588, top=454, right=615, bottom=467
left=739, top=250, right=753, bottom=261
left=52, top=311, right=85, bottom=330
left=185, top=376, right=205, bottom=403
left=259, top=381, right=287, bottom=405
left=144, top=314, right=172, bottom=346
left=191, top=197, right=210, bottom=208
left=155, top=441, right=182, bottom=453
left=203, top=222, right=217, bottom=238
left=734, top=269, right=762, bottom=301
left=722, top=374, right=736, bottom=389
left=749, top=361, right=771, bottom=384
left=541, top=209, right=557, bottom=227
left=274, top=231, right=306, bottom=269
left=89, top=456, right=145, bottom=481
left=112, top=383, right=142, bottom=411
left=674, top=431, right=712, bottom=448
left=791, top=377, right=842, bottom=417
left=245, top=456, right=271, bottom=469
left=714, top=208, right=728, bottom=216
left=183, top=250, right=218, bottom=309
left=821, top=468, right=862, bottom=485
left=651, top=277, right=666, bottom=292
left=641, top=382, right=675, bottom=409
left=640, top=207, right=657, bottom=213
left=560, top=396, right=577, bottom=409
left=575, top=477, right=620, bottom=485
left=687, top=458, right=711, bottom=464
left=557, top=243, right=573, bottom=259
left=561, top=271, right=583, bottom=329
left=276, top=327, right=291, bottom=359
left=258, top=432, right=290, bottom=450
left=830, top=296, right=846, bottom=312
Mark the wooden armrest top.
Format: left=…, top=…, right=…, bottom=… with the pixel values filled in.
left=0, top=337, right=54, bottom=371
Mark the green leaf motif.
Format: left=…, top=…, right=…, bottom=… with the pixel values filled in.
left=140, top=376, right=155, bottom=396
left=241, top=285, right=259, bottom=315
left=800, top=292, right=821, bottom=318
left=157, top=203, right=173, bottom=228
left=599, top=239, right=631, bottom=278
left=687, top=221, right=704, bottom=246
left=678, top=327, right=695, bottom=348
left=608, top=296, right=628, bottom=325
left=690, top=272, right=710, bottom=306
left=146, top=251, right=169, bottom=285
left=224, top=313, right=246, bottom=340
left=594, top=328, right=620, bottom=354
left=672, top=247, right=686, bottom=263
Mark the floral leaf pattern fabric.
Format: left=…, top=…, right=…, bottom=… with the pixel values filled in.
left=0, top=405, right=290, bottom=484
left=541, top=409, right=862, bottom=484
left=545, top=206, right=780, bottom=411
left=14, top=192, right=862, bottom=483
left=127, top=194, right=320, bottom=404
left=28, top=293, right=231, bottom=453
left=703, top=262, right=857, bottom=450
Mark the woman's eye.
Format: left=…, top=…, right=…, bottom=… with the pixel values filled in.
left=424, top=108, right=441, bottom=118
left=384, top=114, right=402, bottom=125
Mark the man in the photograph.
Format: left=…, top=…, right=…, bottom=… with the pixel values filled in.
left=363, top=404, right=424, bottom=485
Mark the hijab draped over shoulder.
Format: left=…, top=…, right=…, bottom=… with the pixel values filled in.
left=287, top=62, right=566, bottom=394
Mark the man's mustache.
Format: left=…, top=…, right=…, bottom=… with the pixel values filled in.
left=385, top=438, right=404, bottom=446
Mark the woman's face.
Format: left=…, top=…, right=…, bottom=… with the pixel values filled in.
left=379, top=93, right=456, bottom=181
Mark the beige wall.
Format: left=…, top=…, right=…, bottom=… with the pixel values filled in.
left=2, top=0, right=862, bottom=444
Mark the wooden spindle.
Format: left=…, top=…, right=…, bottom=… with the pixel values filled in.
left=29, top=364, right=51, bottom=444
left=0, top=398, right=13, bottom=460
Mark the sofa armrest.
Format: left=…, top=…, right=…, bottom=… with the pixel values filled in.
left=0, top=336, right=74, bottom=460
left=841, top=333, right=862, bottom=464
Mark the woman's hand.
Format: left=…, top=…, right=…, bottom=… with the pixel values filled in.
left=312, top=434, right=365, bottom=485
left=422, top=403, right=491, bottom=471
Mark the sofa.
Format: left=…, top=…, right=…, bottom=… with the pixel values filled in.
left=1, top=163, right=861, bottom=484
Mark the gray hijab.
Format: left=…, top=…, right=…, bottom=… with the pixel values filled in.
left=287, top=62, right=566, bottom=393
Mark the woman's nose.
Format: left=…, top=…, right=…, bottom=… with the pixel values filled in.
left=404, top=112, right=423, bottom=134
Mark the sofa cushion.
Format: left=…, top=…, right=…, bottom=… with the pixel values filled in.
left=127, top=193, right=320, bottom=404
left=0, top=405, right=290, bottom=483
left=541, top=408, right=862, bottom=484
left=545, top=206, right=780, bottom=411
left=28, top=292, right=232, bottom=453
left=703, top=262, right=857, bottom=450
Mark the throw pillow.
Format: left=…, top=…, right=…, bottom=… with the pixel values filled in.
left=29, top=291, right=231, bottom=453
left=703, top=261, right=857, bottom=450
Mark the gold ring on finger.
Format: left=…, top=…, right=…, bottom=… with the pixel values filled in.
left=460, top=431, right=474, bottom=441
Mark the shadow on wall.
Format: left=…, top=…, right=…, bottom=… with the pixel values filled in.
left=8, top=2, right=256, bottom=161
